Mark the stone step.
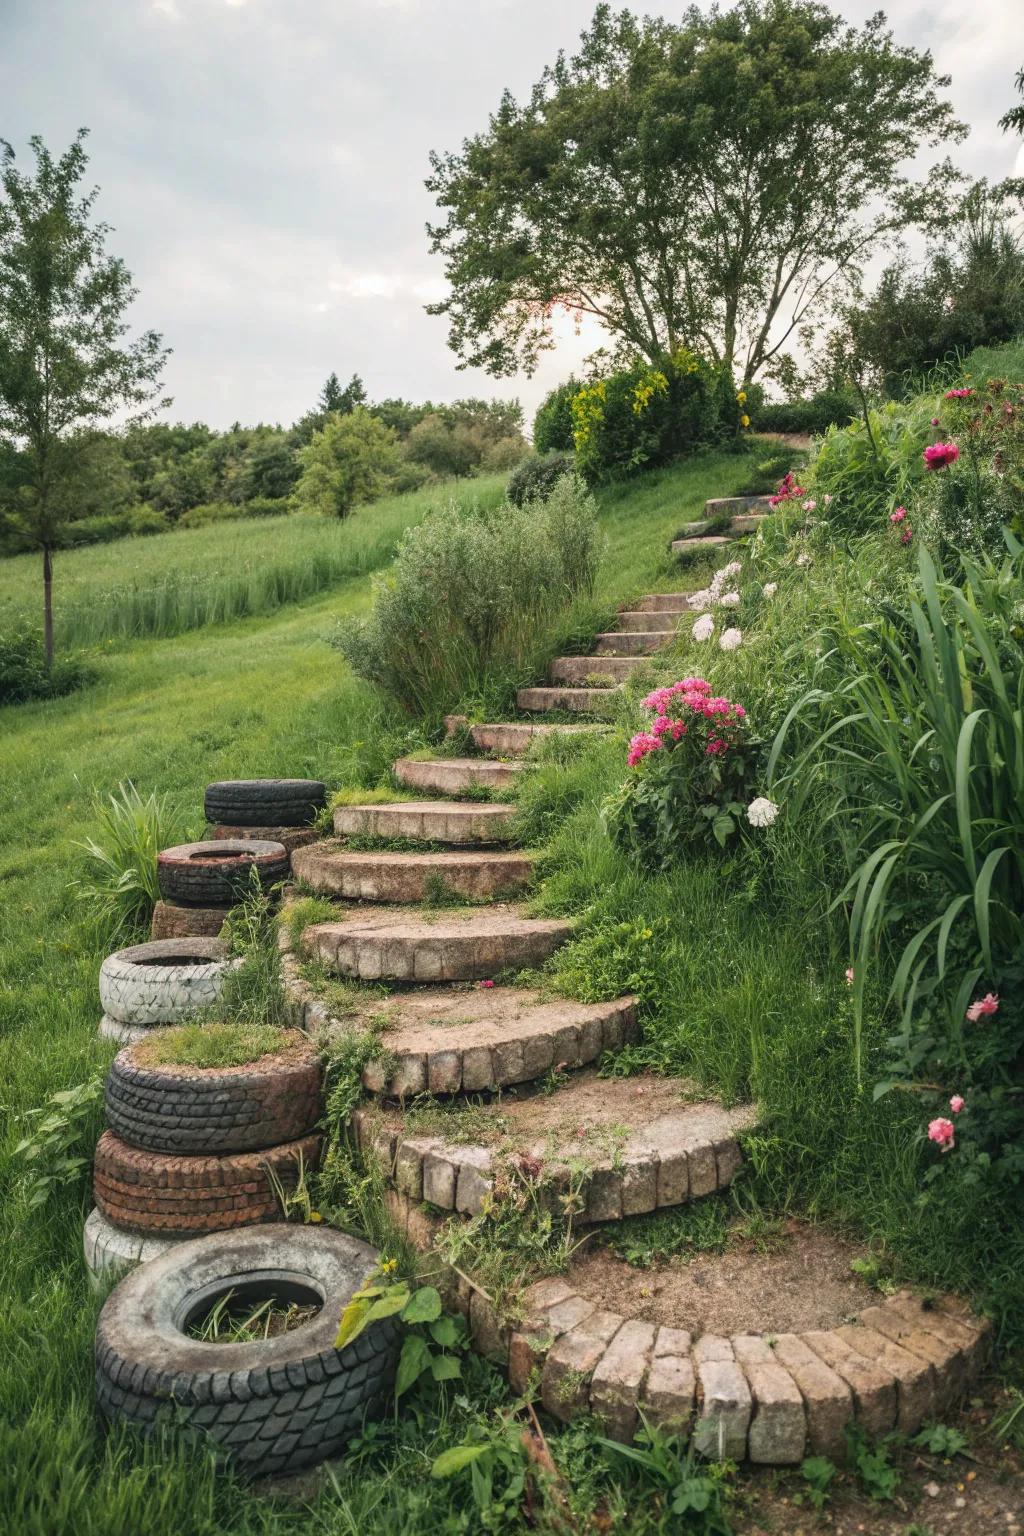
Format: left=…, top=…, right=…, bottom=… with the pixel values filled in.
left=304, top=904, right=573, bottom=982
left=679, top=513, right=767, bottom=538
left=671, top=534, right=733, bottom=555
left=632, top=593, right=698, bottom=613
left=517, top=686, right=621, bottom=715
left=285, top=982, right=639, bottom=1098
left=549, top=655, right=649, bottom=684
left=355, top=1070, right=756, bottom=1222
left=291, top=843, right=535, bottom=904
left=704, top=495, right=773, bottom=518
left=334, top=799, right=516, bottom=845
left=616, top=610, right=687, bottom=633
left=393, top=756, right=523, bottom=796
left=485, top=1272, right=991, bottom=1456
left=594, top=631, right=668, bottom=656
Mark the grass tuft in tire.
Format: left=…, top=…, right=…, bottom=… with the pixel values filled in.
left=94, top=1225, right=398, bottom=1477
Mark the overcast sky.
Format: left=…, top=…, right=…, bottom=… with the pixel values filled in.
left=3, top=0, right=1023, bottom=430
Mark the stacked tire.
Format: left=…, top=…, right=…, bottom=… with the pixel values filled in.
left=152, top=779, right=324, bottom=940
left=87, top=1029, right=324, bottom=1282
left=98, top=937, right=237, bottom=1045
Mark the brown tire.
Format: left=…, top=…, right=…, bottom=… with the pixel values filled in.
left=156, top=840, right=289, bottom=908
left=93, top=1130, right=321, bottom=1236
left=105, top=1033, right=324, bottom=1155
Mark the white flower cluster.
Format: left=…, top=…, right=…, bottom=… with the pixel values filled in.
left=709, top=560, right=742, bottom=601
left=762, top=582, right=778, bottom=598
left=746, top=796, right=779, bottom=828
left=692, top=612, right=715, bottom=642
left=719, top=627, right=742, bottom=652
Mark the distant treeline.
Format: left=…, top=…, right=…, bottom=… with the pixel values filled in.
left=0, top=373, right=528, bottom=554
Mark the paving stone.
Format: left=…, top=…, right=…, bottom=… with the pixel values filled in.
left=641, top=1327, right=696, bottom=1434
left=463, top=722, right=604, bottom=757
left=632, top=592, right=696, bottom=612
left=426, top=1050, right=463, bottom=1096
left=292, top=844, right=534, bottom=903
left=586, top=1168, right=623, bottom=1222
left=590, top=1320, right=656, bottom=1443
left=858, top=1303, right=966, bottom=1409
left=771, top=1333, right=853, bottom=1457
left=656, top=1149, right=689, bottom=1207
left=672, top=535, right=733, bottom=554
left=455, top=1146, right=493, bottom=1216
left=422, top=1150, right=458, bottom=1209
left=836, top=1324, right=934, bottom=1433
left=887, top=1292, right=988, bottom=1385
left=732, top=1335, right=806, bottom=1464
left=594, top=631, right=669, bottom=656
left=469, top=1291, right=508, bottom=1362
left=307, top=907, right=573, bottom=983
left=693, top=1335, right=752, bottom=1460
left=615, top=609, right=688, bottom=632
left=542, top=1310, right=623, bottom=1421
left=332, top=800, right=517, bottom=845
left=801, top=1329, right=897, bottom=1438
left=703, top=496, right=773, bottom=517
left=620, top=1156, right=658, bottom=1217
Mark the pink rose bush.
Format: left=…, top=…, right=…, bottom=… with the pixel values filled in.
left=928, top=1117, right=955, bottom=1151
left=768, top=470, right=806, bottom=509
left=609, top=679, right=761, bottom=864
left=923, top=441, right=960, bottom=470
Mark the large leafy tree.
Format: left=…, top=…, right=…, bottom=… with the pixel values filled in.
left=292, top=407, right=399, bottom=517
left=426, top=0, right=965, bottom=383
left=0, top=130, right=167, bottom=664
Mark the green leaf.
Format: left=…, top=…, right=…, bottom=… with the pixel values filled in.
left=431, top=1444, right=490, bottom=1479
left=335, top=1296, right=372, bottom=1350
left=400, top=1285, right=442, bottom=1324
left=365, top=1289, right=412, bottom=1325
left=395, top=1333, right=432, bottom=1397
left=429, top=1315, right=460, bottom=1347
left=430, top=1354, right=462, bottom=1382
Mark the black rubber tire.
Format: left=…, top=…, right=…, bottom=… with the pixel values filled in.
left=156, top=840, right=289, bottom=907
left=105, top=1033, right=324, bottom=1154
left=94, top=1225, right=399, bottom=1478
left=204, top=780, right=326, bottom=829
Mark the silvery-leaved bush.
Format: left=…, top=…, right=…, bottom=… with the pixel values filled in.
left=692, top=613, right=715, bottom=642
left=719, top=627, right=742, bottom=651
left=746, top=796, right=778, bottom=827
left=763, top=582, right=778, bottom=597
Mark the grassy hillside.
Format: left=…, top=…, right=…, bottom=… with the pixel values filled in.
left=0, top=475, right=508, bottom=650
left=0, top=446, right=762, bottom=1536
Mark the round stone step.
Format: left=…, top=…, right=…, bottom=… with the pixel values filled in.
left=353, top=1071, right=756, bottom=1221
left=516, top=686, right=621, bottom=714
left=393, top=757, right=523, bottom=796
left=671, top=535, right=733, bottom=554
left=549, top=655, right=648, bottom=684
left=632, top=593, right=699, bottom=613
left=703, top=495, right=773, bottom=517
left=465, top=722, right=606, bottom=756
left=333, top=799, right=516, bottom=844
left=292, top=843, right=534, bottom=903
left=304, top=904, right=573, bottom=982
left=594, top=632, right=669, bottom=657
left=615, top=610, right=687, bottom=633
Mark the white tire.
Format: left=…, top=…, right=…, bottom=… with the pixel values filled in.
left=98, top=937, right=236, bottom=1026
left=83, top=1207, right=181, bottom=1287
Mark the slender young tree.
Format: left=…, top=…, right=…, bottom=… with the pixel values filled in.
left=426, top=0, right=966, bottom=383
left=0, top=130, right=168, bottom=665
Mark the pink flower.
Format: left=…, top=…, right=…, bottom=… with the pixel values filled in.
left=890, top=507, right=907, bottom=523
left=944, top=388, right=973, bottom=399
left=479, top=979, right=495, bottom=989
left=930, top=417, right=941, bottom=426
left=627, top=731, right=662, bottom=767
left=924, top=441, right=960, bottom=470
left=966, top=992, right=999, bottom=1021
left=901, top=528, right=913, bottom=545
left=928, top=1117, right=956, bottom=1151
left=845, top=967, right=855, bottom=985
left=949, top=1095, right=965, bottom=1114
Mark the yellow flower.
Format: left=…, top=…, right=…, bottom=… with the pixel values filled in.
left=308, top=1210, right=324, bottom=1223
left=740, top=414, right=750, bottom=428
left=736, top=390, right=747, bottom=404
left=380, top=1257, right=398, bottom=1274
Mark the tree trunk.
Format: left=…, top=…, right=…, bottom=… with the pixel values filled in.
left=42, top=544, right=54, bottom=670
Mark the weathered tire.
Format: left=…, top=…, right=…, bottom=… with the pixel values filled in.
left=99, top=1015, right=147, bottom=1046
left=151, top=900, right=231, bottom=941
left=93, top=1130, right=321, bottom=1236
left=204, top=780, right=326, bottom=829
left=99, top=938, right=236, bottom=1027
left=94, top=1224, right=398, bottom=1477
left=105, top=1032, right=324, bottom=1154
left=157, top=840, right=289, bottom=908
left=84, top=1206, right=181, bottom=1287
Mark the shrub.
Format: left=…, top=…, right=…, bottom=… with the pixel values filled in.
left=177, top=500, right=247, bottom=528
left=337, top=475, right=601, bottom=718
left=532, top=379, right=579, bottom=455
left=240, top=496, right=291, bottom=518
left=809, top=394, right=938, bottom=532
left=0, top=630, right=85, bottom=706
left=70, top=780, right=182, bottom=940
left=506, top=453, right=575, bottom=507
left=293, top=408, right=400, bottom=516
left=752, top=389, right=858, bottom=436
left=604, top=678, right=762, bottom=866
left=571, top=349, right=735, bottom=484
left=916, top=378, right=1024, bottom=558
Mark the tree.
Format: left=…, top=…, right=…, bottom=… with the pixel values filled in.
left=319, top=371, right=366, bottom=416
left=0, top=131, right=168, bottom=664
left=404, top=412, right=482, bottom=478
left=292, top=407, right=399, bottom=517
left=426, top=1, right=965, bottom=383
left=1000, top=66, right=1024, bottom=138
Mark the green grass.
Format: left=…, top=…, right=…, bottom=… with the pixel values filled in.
left=0, top=475, right=507, bottom=651
left=137, top=1021, right=291, bottom=1070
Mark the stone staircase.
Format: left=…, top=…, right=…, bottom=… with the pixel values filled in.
left=671, top=493, right=771, bottom=556
left=282, top=555, right=992, bottom=1460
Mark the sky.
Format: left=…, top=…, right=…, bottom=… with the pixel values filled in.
left=2, top=0, right=1023, bottom=431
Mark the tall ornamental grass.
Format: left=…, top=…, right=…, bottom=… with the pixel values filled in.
left=337, top=475, right=602, bottom=718
left=769, top=540, right=1024, bottom=1078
